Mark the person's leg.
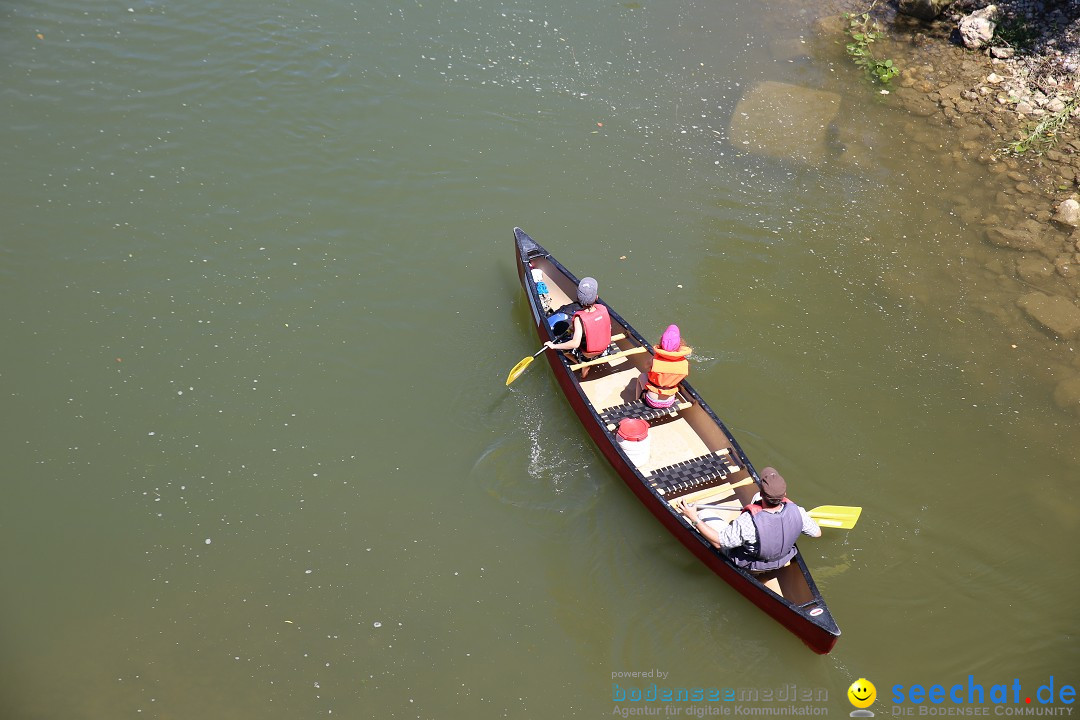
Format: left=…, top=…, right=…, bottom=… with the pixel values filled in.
left=579, top=351, right=603, bottom=379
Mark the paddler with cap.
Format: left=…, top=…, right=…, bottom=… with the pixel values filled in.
left=544, top=276, right=611, bottom=378
left=675, top=467, right=822, bottom=572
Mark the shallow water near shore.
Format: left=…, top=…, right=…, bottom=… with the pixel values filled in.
left=1, top=0, right=1077, bottom=717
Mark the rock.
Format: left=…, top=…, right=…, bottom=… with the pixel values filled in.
left=991, top=47, right=1015, bottom=59
left=938, top=83, right=965, bottom=102
left=894, top=86, right=940, bottom=117
left=728, top=81, right=844, bottom=167
left=814, top=15, right=848, bottom=36
left=986, top=225, right=1038, bottom=251
left=1054, top=198, right=1080, bottom=226
left=898, top=0, right=952, bottom=21
left=1016, top=291, right=1080, bottom=339
left=986, top=223, right=1058, bottom=257
left=1055, top=255, right=1074, bottom=277
left=986, top=73, right=1004, bottom=84
left=1052, top=374, right=1080, bottom=417
left=1017, top=101, right=1035, bottom=114
left=1048, top=98, right=1067, bottom=113
left=959, top=6, right=999, bottom=50
left=953, top=203, right=983, bottom=224
left=1017, top=256, right=1057, bottom=290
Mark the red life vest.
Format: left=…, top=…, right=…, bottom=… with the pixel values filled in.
left=573, top=305, right=612, bottom=355
left=645, top=345, right=690, bottom=398
left=742, top=498, right=791, bottom=515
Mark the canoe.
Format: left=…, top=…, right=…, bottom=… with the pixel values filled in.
left=512, top=227, right=841, bottom=654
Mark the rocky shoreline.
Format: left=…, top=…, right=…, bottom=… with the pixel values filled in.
left=841, top=0, right=1080, bottom=416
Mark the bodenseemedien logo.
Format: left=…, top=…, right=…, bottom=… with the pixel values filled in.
left=849, top=678, right=878, bottom=717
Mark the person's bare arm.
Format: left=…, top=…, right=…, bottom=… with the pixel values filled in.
left=545, top=317, right=583, bottom=351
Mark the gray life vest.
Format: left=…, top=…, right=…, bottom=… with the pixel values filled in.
left=730, top=502, right=803, bottom=572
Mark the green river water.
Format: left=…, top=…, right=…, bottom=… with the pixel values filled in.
left=1, top=0, right=1077, bottom=718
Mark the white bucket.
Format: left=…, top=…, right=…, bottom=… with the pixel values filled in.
left=616, top=418, right=651, bottom=466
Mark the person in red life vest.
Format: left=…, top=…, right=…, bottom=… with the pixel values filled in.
left=636, top=324, right=691, bottom=408
left=673, top=467, right=821, bottom=572
left=544, top=276, right=611, bottom=378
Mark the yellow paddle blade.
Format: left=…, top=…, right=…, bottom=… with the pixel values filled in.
left=505, top=355, right=536, bottom=385
left=808, top=505, right=862, bottom=530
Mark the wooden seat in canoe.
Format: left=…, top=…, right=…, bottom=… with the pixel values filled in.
left=568, top=345, right=646, bottom=372
left=644, top=449, right=742, bottom=497
left=601, top=396, right=692, bottom=430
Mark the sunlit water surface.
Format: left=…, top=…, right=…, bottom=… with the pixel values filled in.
left=1, top=0, right=1076, bottom=717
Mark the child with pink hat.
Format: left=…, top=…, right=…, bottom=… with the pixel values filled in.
left=637, top=324, right=691, bottom=408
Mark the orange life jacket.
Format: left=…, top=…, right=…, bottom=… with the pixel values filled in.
left=645, top=345, right=690, bottom=398
left=573, top=305, right=612, bottom=355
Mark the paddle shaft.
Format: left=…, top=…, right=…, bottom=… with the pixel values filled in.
left=507, top=331, right=630, bottom=385
left=669, top=476, right=755, bottom=504
left=568, top=345, right=647, bottom=371
left=692, top=502, right=859, bottom=529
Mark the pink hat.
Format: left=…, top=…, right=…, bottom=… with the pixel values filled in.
left=660, top=324, right=681, bottom=352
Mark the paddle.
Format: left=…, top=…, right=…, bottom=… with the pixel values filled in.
left=505, top=347, right=547, bottom=386
left=804, top=505, right=862, bottom=530
left=693, top=502, right=862, bottom=530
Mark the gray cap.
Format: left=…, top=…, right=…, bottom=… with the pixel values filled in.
left=577, top=277, right=598, bottom=305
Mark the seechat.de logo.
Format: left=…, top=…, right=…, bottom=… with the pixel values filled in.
left=891, top=676, right=1077, bottom=708
left=849, top=678, right=878, bottom=718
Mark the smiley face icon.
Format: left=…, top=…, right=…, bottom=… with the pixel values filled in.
left=848, top=678, right=877, bottom=709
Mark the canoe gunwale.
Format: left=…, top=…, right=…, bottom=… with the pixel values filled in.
left=512, top=227, right=840, bottom=654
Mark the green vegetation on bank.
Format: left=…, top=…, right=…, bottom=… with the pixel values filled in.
left=993, top=17, right=1038, bottom=52
left=843, top=2, right=899, bottom=85
left=1006, top=97, right=1079, bottom=155
left=992, top=18, right=1078, bottom=155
